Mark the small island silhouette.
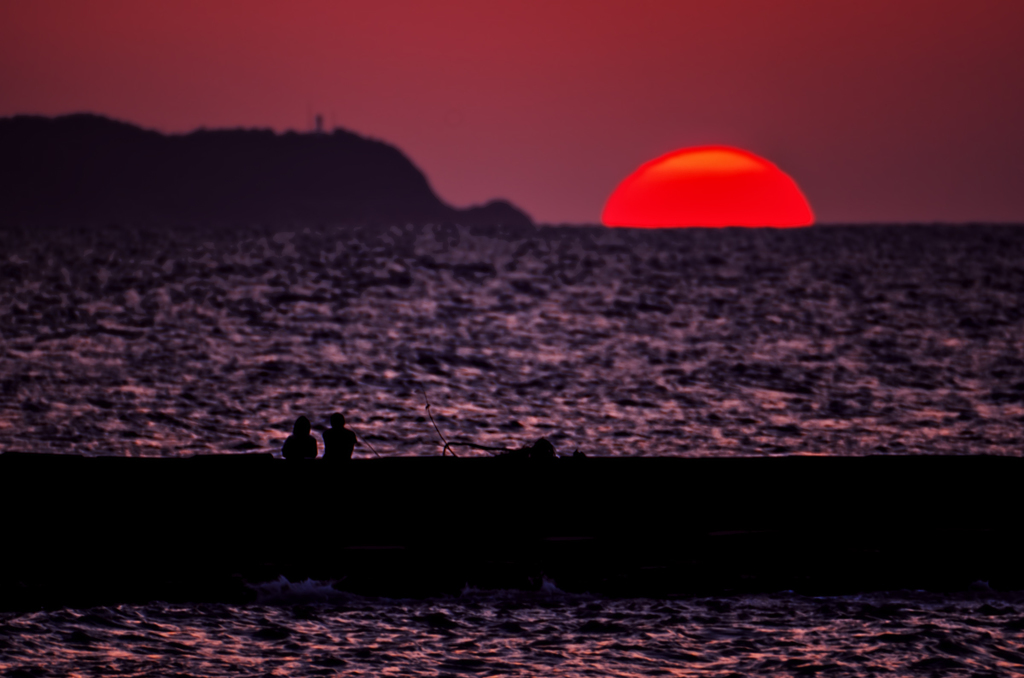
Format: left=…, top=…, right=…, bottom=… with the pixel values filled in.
left=0, top=114, right=533, bottom=230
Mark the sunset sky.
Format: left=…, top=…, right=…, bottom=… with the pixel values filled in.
left=2, top=0, right=1023, bottom=225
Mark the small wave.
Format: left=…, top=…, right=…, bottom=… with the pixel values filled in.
left=250, top=576, right=354, bottom=606
left=539, top=576, right=565, bottom=595
left=457, top=576, right=572, bottom=603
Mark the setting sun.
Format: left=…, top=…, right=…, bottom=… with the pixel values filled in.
left=602, top=146, right=814, bottom=228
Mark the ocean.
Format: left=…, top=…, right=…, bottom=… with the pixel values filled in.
left=2, top=223, right=1023, bottom=458
left=3, top=587, right=1024, bottom=677
left=1, top=222, right=1023, bottom=675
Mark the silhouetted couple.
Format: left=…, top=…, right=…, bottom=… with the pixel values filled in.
left=282, top=413, right=357, bottom=460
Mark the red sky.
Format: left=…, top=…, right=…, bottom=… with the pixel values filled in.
left=2, top=0, right=1023, bottom=224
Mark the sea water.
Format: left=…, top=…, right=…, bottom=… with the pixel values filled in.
left=2, top=588, right=1024, bottom=676
left=1, top=223, right=1022, bottom=458
left=2, top=223, right=1024, bottom=675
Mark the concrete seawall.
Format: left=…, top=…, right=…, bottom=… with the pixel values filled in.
left=1, top=453, right=1021, bottom=610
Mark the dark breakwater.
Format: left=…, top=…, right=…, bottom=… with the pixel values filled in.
left=2, top=452, right=1021, bottom=611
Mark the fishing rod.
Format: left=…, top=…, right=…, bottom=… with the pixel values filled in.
left=421, top=387, right=456, bottom=456
left=348, top=425, right=382, bottom=458
left=440, top=441, right=510, bottom=456
left=420, top=387, right=520, bottom=457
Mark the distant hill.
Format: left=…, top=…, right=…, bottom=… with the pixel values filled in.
left=0, top=114, right=533, bottom=229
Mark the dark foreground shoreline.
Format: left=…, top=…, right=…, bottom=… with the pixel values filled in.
left=1, top=453, right=1021, bottom=610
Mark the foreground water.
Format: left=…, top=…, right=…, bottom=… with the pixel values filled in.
left=2, top=586, right=1023, bottom=677
left=1, top=223, right=1023, bottom=457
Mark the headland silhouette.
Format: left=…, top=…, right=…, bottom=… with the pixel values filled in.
left=0, top=114, right=533, bottom=230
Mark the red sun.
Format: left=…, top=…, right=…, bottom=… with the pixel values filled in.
left=602, top=146, right=814, bottom=228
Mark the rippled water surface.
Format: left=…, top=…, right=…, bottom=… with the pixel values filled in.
left=2, top=588, right=1024, bottom=677
left=2, top=223, right=1023, bottom=457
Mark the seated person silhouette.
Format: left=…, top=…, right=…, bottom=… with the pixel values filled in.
left=282, top=415, right=318, bottom=460
left=322, top=412, right=357, bottom=460
left=529, top=437, right=556, bottom=460
left=505, top=437, right=557, bottom=460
